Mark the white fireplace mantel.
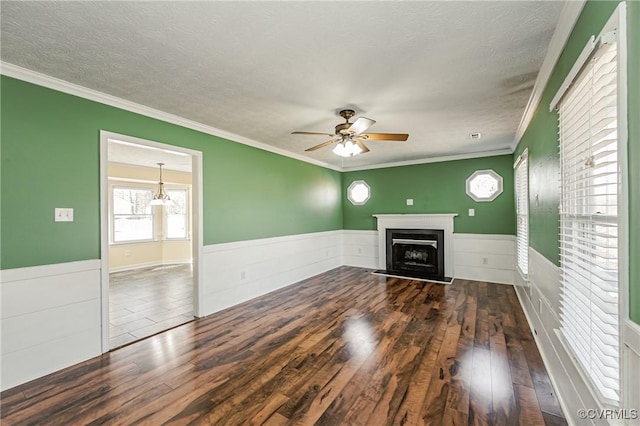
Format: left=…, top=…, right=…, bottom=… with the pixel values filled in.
left=373, top=214, right=458, bottom=277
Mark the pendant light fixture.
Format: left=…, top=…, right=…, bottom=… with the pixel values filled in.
left=150, top=162, right=171, bottom=205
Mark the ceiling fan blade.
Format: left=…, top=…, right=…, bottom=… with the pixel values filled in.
left=348, top=117, right=376, bottom=135
left=362, top=133, right=409, bottom=141
left=354, top=140, right=370, bottom=153
left=292, top=131, right=335, bottom=137
left=305, top=139, right=336, bottom=152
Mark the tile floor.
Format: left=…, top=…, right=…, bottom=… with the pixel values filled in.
left=109, top=263, right=194, bottom=349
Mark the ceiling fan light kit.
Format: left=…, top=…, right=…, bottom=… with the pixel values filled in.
left=332, top=139, right=363, bottom=157
left=293, top=109, right=409, bottom=157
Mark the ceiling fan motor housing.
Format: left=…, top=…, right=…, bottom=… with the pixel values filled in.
left=336, top=109, right=356, bottom=134
left=335, top=122, right=352, bottom=135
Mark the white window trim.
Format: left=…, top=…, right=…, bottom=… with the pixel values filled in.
left=110, top=184, right=156, bottom=245
left=163, top=187, right=191, bottom=241
left=465, top=169, right=503, bottom=202
left=347, top=180, right=371, bottom=205
left=514, top=149, right=529, bottom=280
left=109, top=183, right=192, bottom=244
left=553, top=3, right=629, bottom=409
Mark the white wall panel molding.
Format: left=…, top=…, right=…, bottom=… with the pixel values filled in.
left=528, top=246, right=561, bottom=320
left=0, top=259, right=100, bottom=283
left=515, top=247, right=602, bottom=425
left=342, top=230, right=378, bottom=269
left=453, top=234, right=515, bottom=284
left=1, top=260, right=102, bottom=391
left=201, top=230, right=343, bottom=316
left=623, top=320, right=640, bottom=412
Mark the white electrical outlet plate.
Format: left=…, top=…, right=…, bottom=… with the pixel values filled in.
left=468, top=208, right=475, bottom=216
left=406, top=199, right=414, bottom=206
left=54, top=208, right=74, bottom=222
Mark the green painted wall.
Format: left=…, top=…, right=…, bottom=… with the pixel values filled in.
left=341, top=155, right=516, bottom=235
left=514, top=1, right=640, bottom=323
left=0, top=76, right=342, bottom=269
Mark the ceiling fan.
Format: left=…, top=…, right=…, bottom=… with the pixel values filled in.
left=292, top=109, right=409, bottom=157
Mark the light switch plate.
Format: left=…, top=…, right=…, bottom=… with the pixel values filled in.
left=468, top=208, right=475, bottom=217
left=406, top=199, right=414, bottom=206
left=55, top=208, right=74, bottom=222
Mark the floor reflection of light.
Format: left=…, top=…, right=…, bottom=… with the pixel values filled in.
left=472, top=349, right=492, bottom=396
left=151, top=332, right=178, bottom=366
left=343, top=316, right=377, bottom=361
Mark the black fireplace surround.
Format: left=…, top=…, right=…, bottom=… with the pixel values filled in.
left=385, top=228, right=445, bottom=280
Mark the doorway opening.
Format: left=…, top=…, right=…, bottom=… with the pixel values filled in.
left=100, top=132, right=203, bottom=351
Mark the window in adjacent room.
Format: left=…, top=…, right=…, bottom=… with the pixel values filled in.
left=165, top=188, right=188, bottom=239
left=112, top=187, right=154, bottom=242
left=465, top=169, right=503, bottom=202
left=514, top=151, right=529, bottom=277
left=555, top=30, right=622, bottom=405
left=347, top=180, right=371, bottom=205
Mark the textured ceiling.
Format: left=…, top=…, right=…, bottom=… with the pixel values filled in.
left=1, top=1, right=564, bottom=169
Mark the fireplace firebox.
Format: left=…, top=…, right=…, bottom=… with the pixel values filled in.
left=383, top=228, right=447, bottom=281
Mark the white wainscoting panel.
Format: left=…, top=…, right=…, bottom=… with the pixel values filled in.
left=515, top=247, right=602, bottom=425
left=453, top=234, right=515, bottom=284
left=201, top=230, right=343, bottom=315
left=623, top=320, right=640, bottom=414
left=529, top=246, right=561, bottom=315
left=0, top=260, right=102, bottom=391
left=342, top=230, right=378, bottom=269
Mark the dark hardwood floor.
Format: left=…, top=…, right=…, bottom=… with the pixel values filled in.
left=0, top=266, right=565, bottom=425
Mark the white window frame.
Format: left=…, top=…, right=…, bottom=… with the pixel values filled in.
left=347, top=180, right=371, bottom=205
left=552, top=5, right=628, bottom=407
left=163, top=187, right=190, bottom=241
left=465, top=169, right=503, bottom=202
left=110, top=185, right=155, bottom=244
left=514, top=150, right=529, bottom=278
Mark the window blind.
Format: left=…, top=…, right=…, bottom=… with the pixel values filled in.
left=515, top=152, right=529, bottom=276
left=558, top=39, right=619, bottom=404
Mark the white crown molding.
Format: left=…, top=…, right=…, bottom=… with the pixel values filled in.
left=0, top=62, right=342, bottom=172
left=511, top=0, right=587, bottom=151
left=341, top=149, right=513, bottom=172
left=2, top=62, right=516, bottom=173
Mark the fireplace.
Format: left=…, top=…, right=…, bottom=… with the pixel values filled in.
left=386, top=228, right=444, bottom=277
left=373, top=214, right=457, bottom=284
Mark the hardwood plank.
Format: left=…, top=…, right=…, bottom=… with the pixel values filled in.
left=0, top=267, right=565, bottom=425
left=469, top=347, right=493, bottom=425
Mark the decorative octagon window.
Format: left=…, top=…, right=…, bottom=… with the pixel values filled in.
left=466, top=169, right=503, bottom=202
left=347, top=180, right=371, bottom=205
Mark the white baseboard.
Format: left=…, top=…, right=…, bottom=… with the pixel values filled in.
left=0, top=259, right=102, bottom=391
left=201, top=230, right=343, bottom=315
